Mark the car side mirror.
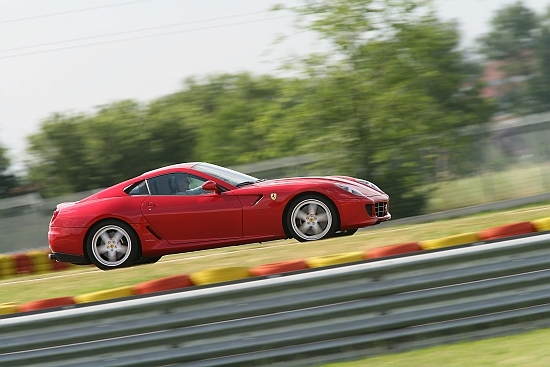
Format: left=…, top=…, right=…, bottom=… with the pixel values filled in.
left=202, top=180, right=220, bottom=194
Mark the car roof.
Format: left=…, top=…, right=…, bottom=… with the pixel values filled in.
left=140, top=162, right=198, bottom=177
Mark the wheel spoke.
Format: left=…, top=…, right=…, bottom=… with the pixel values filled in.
left=100, top=232, right=112, bottom=245
left=112, top=231, right=124, bottom=243
left=97, top=244, right=109, bottom=254
left=118, top=244, right=128, bottom=255
left=310, top=223, right=323, bottom=234
left=108, top=251, right=117, bottom=262
left=295, top=210, right=308, bottom=221
left=299, top=222, right=311, bottom=234
left=307, top=203, right=317, bottom=215
left=316, top=213, right=328, bottom=223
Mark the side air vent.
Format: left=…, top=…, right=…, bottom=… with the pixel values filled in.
left=366, top=204, right=373, bottom=217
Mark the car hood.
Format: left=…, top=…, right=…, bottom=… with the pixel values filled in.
left=247, top=176, right=388, bottom=197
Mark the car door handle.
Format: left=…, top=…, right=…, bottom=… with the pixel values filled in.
left=147, top=202, right=156, bottom=210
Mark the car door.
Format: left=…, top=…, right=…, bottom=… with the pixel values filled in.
left=141, top=173, right=243, bottom=244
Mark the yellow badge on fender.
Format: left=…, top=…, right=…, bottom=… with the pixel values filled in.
left=270, top=193, right=277, bottom=201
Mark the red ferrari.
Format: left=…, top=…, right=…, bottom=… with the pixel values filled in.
left=48, top=162, right=390, bottom=270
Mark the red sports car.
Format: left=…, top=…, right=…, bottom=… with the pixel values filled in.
left=48, top=162, right=390, bottom=270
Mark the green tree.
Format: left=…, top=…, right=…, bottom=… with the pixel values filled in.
left=27, top=114, right=89, bottom=196
left=27, top=100, right=197, bottom=196
left=478, top=1, right=538, bottom=61
left=183, top=73, right=300, bottom=166
left=0, top=144, right=17, bottom=198
left=528, top=8, right=550, bottom=112
left=146, top=95, right=198, bottom=166
left=25, top=0, right=495, bottom=220
left=476, top=1, right=550, bottom=114
left=283, top=0, right=493, bottom=217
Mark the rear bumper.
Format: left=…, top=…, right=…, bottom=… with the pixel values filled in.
left=49, top=226, right=87, bottom=256
left=49, top=252, right=88, bottom=265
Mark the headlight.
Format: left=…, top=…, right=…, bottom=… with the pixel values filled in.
left=357, top=179, right=381, bottom=191
left=334, top=183, right=365, bottom=196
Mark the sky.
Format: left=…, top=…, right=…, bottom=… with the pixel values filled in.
left=1, top=0, right=549, bottom=171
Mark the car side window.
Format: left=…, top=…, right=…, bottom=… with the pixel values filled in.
left=148, top=175, right=172, bottom=195
left=187, top=176, right=204, bottom=190
left=148, top=173, right=208, bottom=196
left=127, top=181, right=149, bottom=195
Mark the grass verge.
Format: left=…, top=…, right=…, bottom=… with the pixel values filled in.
left=426, top=164, right=550, bottom=212
left=0, top=203, right=548, bottom=305
left=322, top=327, right=550, bottom=367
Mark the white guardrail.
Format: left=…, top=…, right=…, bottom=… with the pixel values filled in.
left=1, top=233, right=549, bottom=367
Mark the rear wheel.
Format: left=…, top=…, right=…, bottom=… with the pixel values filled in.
left=287, top=195, right=338, bottom=242
left=86, top=221, right=140, bottom=270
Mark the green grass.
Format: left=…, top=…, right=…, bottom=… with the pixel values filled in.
left=426, top=164, right=550, bottom=212
left=322, top=327, right=550, bottom=367
left=1, top=203, right=548, bottom=366
left=1, top=203, right=548, bottom=305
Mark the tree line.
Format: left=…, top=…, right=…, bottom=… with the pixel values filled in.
left=1, top=0, right=548, bottom=217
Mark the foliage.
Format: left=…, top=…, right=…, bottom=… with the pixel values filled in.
left=477, top=1, right=538, bottom=61
left=25, top=0, right=495, bottom=218
left=182, top=74, right=300, bottom=165
left=0, top=145, right=17, bottom=198
left=477, top=2, right=550, bottom=114
left=27, top=101, right=196, bottom=196
left=282, top=0, right=493, bottom=217
left=529, top=8, right=550, bottom=112
left=26, top=73, right=312, bottom=197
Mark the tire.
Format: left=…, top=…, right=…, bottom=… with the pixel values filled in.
left=86, top=221, right=140, bottom=270
left=286, top=195, right=338, bottom=242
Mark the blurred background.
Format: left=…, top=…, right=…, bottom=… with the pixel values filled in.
left=1, top=0, right=549, bottom=253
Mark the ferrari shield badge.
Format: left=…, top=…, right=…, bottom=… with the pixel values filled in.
left=270, top=193, right=277, bottom=201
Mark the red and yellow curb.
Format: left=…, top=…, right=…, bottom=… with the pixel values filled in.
left=1, top=216, right=548, bottom=315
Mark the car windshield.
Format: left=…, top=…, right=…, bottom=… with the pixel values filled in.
left=193, top=163, right=259, bottom=187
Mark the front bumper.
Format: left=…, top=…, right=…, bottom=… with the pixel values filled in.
left=338, top=197, right=391, bottom=230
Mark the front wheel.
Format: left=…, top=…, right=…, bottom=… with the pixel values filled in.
left=86, top=221, right=140, bottom=270
left=287, top=195, right=338, bottom=242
